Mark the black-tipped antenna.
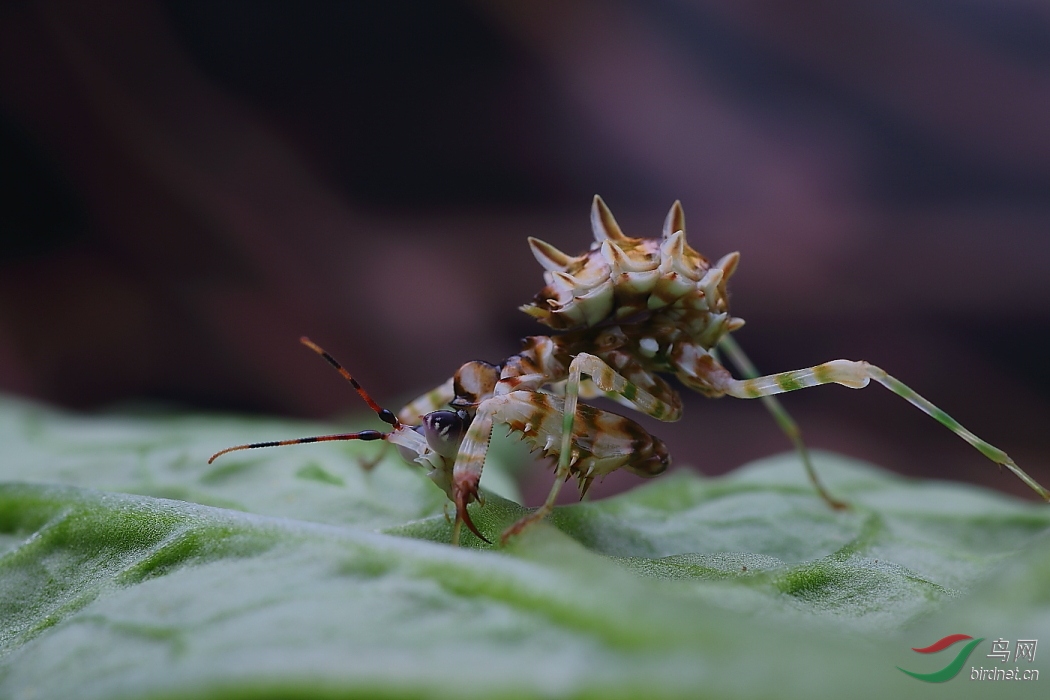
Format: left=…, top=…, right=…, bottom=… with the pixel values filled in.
left=299, top=336, right=399, bottom=427
left=209, top=338, right=398, bottom=464
left=208, top=430, right=386, bottom=463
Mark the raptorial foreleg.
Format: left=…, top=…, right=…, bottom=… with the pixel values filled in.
left=697, top=353, right=1050, bottom=501
left=717, top=334, right=846, bottom=509
left=448, top=399, right=498, bottom=545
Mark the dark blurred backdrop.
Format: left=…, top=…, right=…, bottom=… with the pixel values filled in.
left=1, top=0, right=1048, bottom=502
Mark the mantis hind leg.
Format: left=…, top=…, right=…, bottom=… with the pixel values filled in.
left=707, top=342, right=1050, bottom=502
left=717, top=335, right=846, bottom=509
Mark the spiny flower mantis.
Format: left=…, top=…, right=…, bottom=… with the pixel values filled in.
left=211, top=197, right=1049, bottom=544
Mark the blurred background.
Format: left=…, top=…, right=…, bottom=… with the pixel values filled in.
left=1, top=0, right=1048, bottom=502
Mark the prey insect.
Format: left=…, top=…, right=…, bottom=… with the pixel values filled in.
left=210, top=197, right=1050, bottom=546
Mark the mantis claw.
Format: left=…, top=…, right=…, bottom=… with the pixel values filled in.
left=453, top=474, right=491, bottom=545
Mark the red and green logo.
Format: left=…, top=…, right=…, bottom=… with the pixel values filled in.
left=898, top=634, right=984, bottom=682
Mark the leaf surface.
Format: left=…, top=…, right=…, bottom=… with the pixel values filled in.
left=1, top=395, right=1047, bottom=699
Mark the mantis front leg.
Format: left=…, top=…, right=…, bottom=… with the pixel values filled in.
left=448, top=398, right=498, bottom=546
left=698, top=351, right=1050, bottom=502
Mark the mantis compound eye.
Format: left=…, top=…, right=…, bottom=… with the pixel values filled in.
left=423, top=410, right=470, bottom=459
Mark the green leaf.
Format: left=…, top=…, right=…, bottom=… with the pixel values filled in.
left=1, top=394, right=1048, bottom=699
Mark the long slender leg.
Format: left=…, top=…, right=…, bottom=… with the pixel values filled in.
left=546, top=377, right=602, bottom=399
left=718, top=335, right=846, bottom=509
left=699, top=354, right=1050, bottom=502
left=498, top=380, right=582, bottom=544
left=568, top=352, right=684, bottom=422
left=500, top=352, right=681, bottom=543
left=592, top=350, right=685, bottom=420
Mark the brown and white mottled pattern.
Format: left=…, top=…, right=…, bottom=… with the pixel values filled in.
left=396, top=377, right=454, bottom=426
left=502, top=197, right=1047, bottom=530
left=210, top=196, right=1050, bottom=548
left=453, top=391, right=668, bottom=501
left=520, top=196, right=742, bottom=332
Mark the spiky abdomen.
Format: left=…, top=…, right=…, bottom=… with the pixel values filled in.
left=519, top=197, right=741, bottom=332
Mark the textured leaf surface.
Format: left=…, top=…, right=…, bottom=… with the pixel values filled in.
left=1, top=395, right=1048, bottom=699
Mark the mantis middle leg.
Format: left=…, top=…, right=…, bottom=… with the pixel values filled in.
left=501, top=352, right=682, bottom=542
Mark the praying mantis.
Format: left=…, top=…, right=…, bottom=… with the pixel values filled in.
left=211, top=196, right=1049, bottom=544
